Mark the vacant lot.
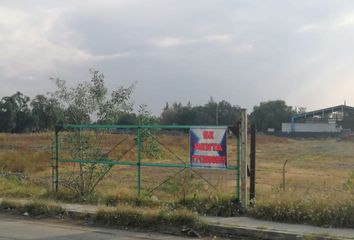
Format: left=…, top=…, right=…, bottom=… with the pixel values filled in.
left=257, top=135, right=354, bottom=194
left=1, top=132, right=353, bottom=204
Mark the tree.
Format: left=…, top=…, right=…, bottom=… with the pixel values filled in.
left=160, top=102, right=182, bottom=125
left=250, top=100, right=295, bottom=132
left=0, top=92, right=33, bottom=133
left=117, top=112, right=137, bottom=125
left=50, top=69, right=136, bottom=200
left=160, top=98, right=241, bottom=125
left=217, top=100, right=242, bottom=125
left=0, top=96, right=17, bottom=132
left=50, top=69, right=135, bottom=124
left=137, top=104, right=160, bottom=158
left=31, top=95, right=64, bottom=131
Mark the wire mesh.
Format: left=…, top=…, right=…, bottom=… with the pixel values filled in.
left=53, top=125, right=240, bottom=201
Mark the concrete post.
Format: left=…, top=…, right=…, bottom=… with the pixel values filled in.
left=241, top=109, right=248, bottom=210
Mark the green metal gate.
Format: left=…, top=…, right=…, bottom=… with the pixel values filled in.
left=52, top=124, right=241, bottom=201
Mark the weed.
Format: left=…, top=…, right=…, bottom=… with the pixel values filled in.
left=0, top=177, right=46, bottom=198
left=160, top=171, right=203, bottom=202
left=94, top=204, right=205, bottom=230
left=0, top=199, right=65, bottom=217
left=343, top=171, right=354, bottom=192
left=249, top=192, right=354, bottom=228
left=178, top=194, right=241, bottom=216
left=100, top=189, right=159, bottom=207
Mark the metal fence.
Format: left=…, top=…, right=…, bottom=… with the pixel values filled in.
left=52, top=124, right=241, bottom=201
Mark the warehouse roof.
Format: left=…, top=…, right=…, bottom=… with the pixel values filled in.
left=292, top=105, right=354, bottom=121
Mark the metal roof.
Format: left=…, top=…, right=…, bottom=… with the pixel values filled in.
left=292, top=105, right=354, bottom=120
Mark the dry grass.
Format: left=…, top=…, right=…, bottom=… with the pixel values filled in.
left=249, top=191, right=354, bottom=227
left=2, top=132, right=354, bottom=224
left=250, top=135, right=354, bottom=226
left=255, top=136, right=354, bottom=197
left=0, top=199, right=65, bottom=217
left=1, top=133, right=353, bottom=197
left=1, top=132, right=353, bottom=198
left=0, top=133, right=51, bottom=174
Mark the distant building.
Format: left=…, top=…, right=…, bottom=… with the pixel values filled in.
left=282, top=105, right=354, bottom=134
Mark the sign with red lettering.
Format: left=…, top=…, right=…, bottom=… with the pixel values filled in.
left=190, top=127, right=227, bottom=169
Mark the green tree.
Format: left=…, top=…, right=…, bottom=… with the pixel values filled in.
left=0, top=96, right=17, bottom=132
left=160, top=98, right=241, bottom=125
left=217, top=100, right=242, bottom=125
left=31, top=95, right=64, bottom=131
left=137, top=104, right=160, bottom=158
left=250, top=100, right=295, bottom=132
left=50, top=69, right=135, bottom=124
left=50, top=69, right=136, bottom=200
left=160, top=102, right=181, bottom=125
left=0, top=92, right=33, bottom=133
left=117, top=112, right=137, bottom=125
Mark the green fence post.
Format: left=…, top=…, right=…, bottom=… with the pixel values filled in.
left=137, top=127, right=141, bottom=196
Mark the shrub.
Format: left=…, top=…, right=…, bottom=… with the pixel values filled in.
left=94, top=205, right=204, bottom=230
left=249, top=192, right=354, bottom=228
left=0, top=200, right=65, bottom=217
left=178, top=194, right=241, bottom=217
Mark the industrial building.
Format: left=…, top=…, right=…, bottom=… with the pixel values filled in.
left=282, top=105, right=354, bottom=134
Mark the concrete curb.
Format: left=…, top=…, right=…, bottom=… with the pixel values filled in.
left=206, top=224, right=352, bottom=240
left=202, top=216, right=354, bottom=240
left=208, top=224, right=301, bottom=240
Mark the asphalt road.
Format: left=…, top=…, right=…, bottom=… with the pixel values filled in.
left=0, top=214, right=200, bottom=240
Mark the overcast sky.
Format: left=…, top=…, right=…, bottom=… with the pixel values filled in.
left=1, top=0, right=354, bottom=114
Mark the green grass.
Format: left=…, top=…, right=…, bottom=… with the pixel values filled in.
left=95, top=204, right=206, bottom=230
left=0, top=177, right=46, bottom=198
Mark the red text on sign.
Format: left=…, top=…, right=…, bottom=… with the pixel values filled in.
left=203, top=131, right=214, bottom=139
left=194, top=143, right=222, bottom=151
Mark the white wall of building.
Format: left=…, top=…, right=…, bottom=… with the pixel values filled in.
left=282, top=122, right=341, bottom=133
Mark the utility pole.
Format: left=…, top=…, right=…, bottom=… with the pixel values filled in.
left=240, top=109, right=247, bottom=210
